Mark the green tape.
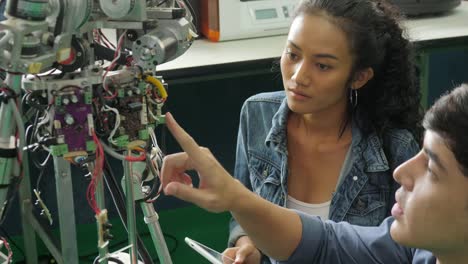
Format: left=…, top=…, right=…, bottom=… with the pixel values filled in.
left=115, top=135, right=129, bottom=148
left=85, top=92, right=92, bottom=104
left=86, top=141, right=96, bottom=152
left=118, top=89, right=125, bottom=98
left=50, top=144, right=69, bottom=156
left=55, top=96, right=62, bottom=106
left=139, top=129, right=149, bottom=140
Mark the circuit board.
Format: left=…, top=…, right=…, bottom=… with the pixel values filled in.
left=109, top=81, right=159, bottom=148
left=53, top=86, right=94, bottom=156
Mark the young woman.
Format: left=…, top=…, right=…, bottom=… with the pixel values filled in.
left=227, top=0, right=423, bottom=262
left=161, top=83, right=468, bottom=264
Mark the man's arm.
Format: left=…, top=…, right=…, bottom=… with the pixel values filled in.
left=284, top=213, right=412, bottom=264
left=161, top=113, right=412, bottom=262
left=229, top=180, right=302, bottom=260
left=162, top=113, right=303, bottom=260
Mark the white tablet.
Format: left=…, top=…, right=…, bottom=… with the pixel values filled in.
left=185, top=237, right=235, bottom=264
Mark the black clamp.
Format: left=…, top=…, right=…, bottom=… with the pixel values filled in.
left=0, top=147, right=17, bottom=158
left=0, top=86, right=17, bottom=104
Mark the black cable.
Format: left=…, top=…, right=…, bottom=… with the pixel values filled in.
left=182, top=0, right=198, bottom=30
left=53, top=0, right=66, bottom=36
left=143, top=152, right=161, bottom=202
left=35, top=164, right=48, bottom=191
left=94, top=43, right=128, bottom=66
left=25, top=91, right=48, bottom=111
left=157, top=0, right=169, bottom=7
left=104, top=159, right=126, bottom=203
left=28, top=111, right=49, bottom=169
left=0, top=176, right=21, bottom=226
left=0, top=86, right=17, bottom=104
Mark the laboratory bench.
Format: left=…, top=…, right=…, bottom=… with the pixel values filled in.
left=157, top=1, right=468, bottom=107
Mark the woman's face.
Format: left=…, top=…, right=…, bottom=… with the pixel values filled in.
left=280, top=14, right=355, bottom=115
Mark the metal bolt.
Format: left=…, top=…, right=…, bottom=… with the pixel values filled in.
left=65, top=114, right=75, bottom=125
left=142, top=186, right=150, bottom=194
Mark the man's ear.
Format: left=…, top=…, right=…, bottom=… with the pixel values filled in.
left=351, top=67, right=374, bottom=90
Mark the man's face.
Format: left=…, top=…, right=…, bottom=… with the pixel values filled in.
left=390, top=130, right=468, bottom=254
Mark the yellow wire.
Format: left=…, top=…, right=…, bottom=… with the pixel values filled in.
left=142, top=75, right=168, bottom=99
left=132, top=147, right=145, bottom=152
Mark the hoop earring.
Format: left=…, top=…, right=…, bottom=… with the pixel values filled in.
left=350, top=89, right=358, bottom=107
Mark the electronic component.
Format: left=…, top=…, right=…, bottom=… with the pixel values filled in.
left=52, top=85, right=94, bottom=157
left=129, top=17, right=194, bottom=69
left=6, top=0, right=49, bottom=21
left=98, top=68, right=164, bottom=149
left=1, top=0, right=195, bottom=263
left=96, top=209, right=112, bottom=248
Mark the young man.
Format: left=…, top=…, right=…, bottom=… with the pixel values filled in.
left=160, top=84, right=468, bottom=264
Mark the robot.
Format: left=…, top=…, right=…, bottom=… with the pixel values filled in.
left=0, top=0, right=196, bottom=263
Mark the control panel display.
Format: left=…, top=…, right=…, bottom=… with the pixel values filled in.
left=254, top=8, right=278, bottom=20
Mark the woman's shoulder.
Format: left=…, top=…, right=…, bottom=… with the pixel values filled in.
left=380, top=128, right=420, bottom=166
left=245, top=91, right=285, bottom=104
left=381, top=128, right=417, bottom=146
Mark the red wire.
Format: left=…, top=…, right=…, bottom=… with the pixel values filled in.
left=86, top=131, right=105, bottom=215
left=1, top=237, right=12, bottom=263
left=101, top=31, right=126, bottom=100
left=125, top=151, right=146, bottom=162
left=98, top=29, right=116, bottom=49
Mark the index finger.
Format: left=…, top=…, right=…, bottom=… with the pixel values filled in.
left=165, top=112, right=205, bottom=163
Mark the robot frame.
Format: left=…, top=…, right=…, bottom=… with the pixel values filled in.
left=0, top=0, right=197, bottom=263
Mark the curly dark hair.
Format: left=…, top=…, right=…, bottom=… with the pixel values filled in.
left=295, top=0, right=424, bottom=142
left=423, top=84, right=468, bottom=177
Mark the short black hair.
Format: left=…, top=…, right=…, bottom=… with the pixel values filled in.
left=423, top=84, right=468, bottom=177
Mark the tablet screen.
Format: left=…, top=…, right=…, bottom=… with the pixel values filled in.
left=185, top=237, right=235, bottom=264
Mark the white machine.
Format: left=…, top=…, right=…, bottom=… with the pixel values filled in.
left=200, top=0, right=299, bottom=42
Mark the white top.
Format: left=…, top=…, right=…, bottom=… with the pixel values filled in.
left=286, top=195, right=331, bottom=220
left=157, top=2, right=468, bottom=71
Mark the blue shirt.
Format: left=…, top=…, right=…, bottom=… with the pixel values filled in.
left=229, top=92, right=420, bottom=257
left=284, top=212, right=436, bottom=263
left=0, top=1, right=5, bottom=21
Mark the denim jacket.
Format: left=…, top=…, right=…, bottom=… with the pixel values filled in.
left=228, top=91, right=419, bottom=261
